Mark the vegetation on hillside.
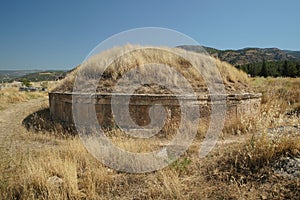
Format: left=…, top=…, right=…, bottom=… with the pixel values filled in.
left=179, top=45, right=300, bottom=65
left=0, top=70, right=41, bottom=82
left=179, top=45, right=300, bottom=78
left=15, top=71, right=67, bottom=82
left=0, top=70, right=67, bottom=83
left=237, top=60, right=300, bottom=77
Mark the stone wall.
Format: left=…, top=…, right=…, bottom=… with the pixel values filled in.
left=49, top=92, right=261, bottom=129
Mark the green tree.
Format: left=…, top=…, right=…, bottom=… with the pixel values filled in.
left=296, top=64, right=300, bottom=76
left=21, top=78, right=31, bottom=87
left=260, top=60, right=268, bottom=77
left=287, top=62, right=298, bottom=77
left=282, top=60, right=288, bottom=77
left=248, top=64, right=260, bottom=76
left=240, top=64, right=249, bottom=74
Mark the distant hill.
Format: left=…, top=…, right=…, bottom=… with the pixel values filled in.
left=177, top=45, right=300, bottom=77
left=0, top=70, right=41, bottom=82
left=178, top=45, right=300, bottom=66
left=15, top=70, right=67, bottom=82
left=283, top=50, right=300, bottom=60
left=0, top=70, right=67, bottom=82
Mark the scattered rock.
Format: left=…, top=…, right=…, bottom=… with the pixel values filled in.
left=272, top=156, right=300, bottom=179
left=19, top=86, right=47, bottom=92
left=286, top=106, right=300, bottom=117
left=47, top=175, right=63, bottom=187
left=266, top=126, right=300, bottom=138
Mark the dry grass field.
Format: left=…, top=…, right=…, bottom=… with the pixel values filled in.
left=0, top=57, right=300, bottom=199
left=0, top=77, right=299, bottom=199
left=0, top=87, right=46, bottom=110
left=0, top=45, right=300, bottom=200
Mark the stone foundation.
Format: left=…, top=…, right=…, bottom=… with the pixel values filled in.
left=49, top=92, right=261, bottom=130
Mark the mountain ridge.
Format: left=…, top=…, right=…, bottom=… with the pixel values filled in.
left=178, top=45, right=300, bottom=66
left=0, top=70, right=67, bottom=82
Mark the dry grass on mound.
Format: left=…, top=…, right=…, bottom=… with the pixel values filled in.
left=53, top=45, right=249, bottom=94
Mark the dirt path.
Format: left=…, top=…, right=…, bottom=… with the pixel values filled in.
left=0, top=97, right=249, bottom=157
left=0, top=97, right=48, bottom=149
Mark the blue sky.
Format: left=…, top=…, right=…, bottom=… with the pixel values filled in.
left=0, top=0, right=300, bottom=70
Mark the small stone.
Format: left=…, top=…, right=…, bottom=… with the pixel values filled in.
left=261, top=195, right=267, bottom=200
left=47, top=175, right=63, bottom=187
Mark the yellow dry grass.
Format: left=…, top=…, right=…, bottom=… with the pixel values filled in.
left=251, top=77, right=300, bottom=114
left=1, top=129, right=299, bottom=199
left=0, top=87, right=45, bottom=110
left=0, top=69, right=299, bottom=199
left=222, top=77, right=300, bottom=135
left=53, top=45, right=249, bottom=93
